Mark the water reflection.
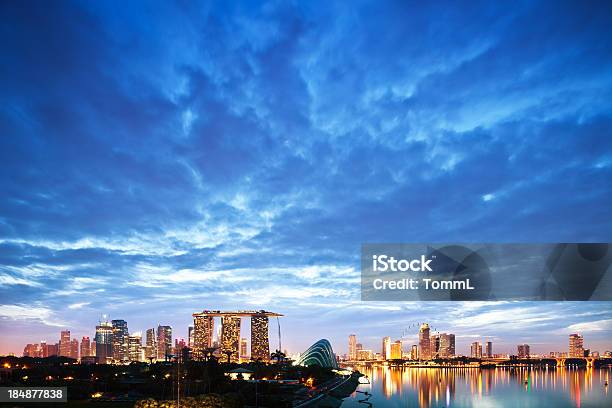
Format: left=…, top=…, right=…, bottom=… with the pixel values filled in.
left=342, top=366, right=611, bottom=407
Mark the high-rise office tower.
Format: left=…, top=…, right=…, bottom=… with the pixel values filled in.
left=80, top=336, right=91, bottom=358
left=157, top=325, right=173, bottom=360
left=438, top=333, right=455, bottom=358
left=90, top=341, right=96, bottom=357
left=382, top=336, right=391, bottom=360
left=251, top=314, right=270, bottom=361
left=471, top=342, right=482, bottom=358
left=517, top=344, right=530, bottom=358
left=60, top=330, right=71, bottom=357
left=485, top=341, right=493, bottom=358
left=112, top=319, right=129, bottom=362
left=188, top=326, right=194, bottom=348
left=95, top=319, right=113, bottom=364
left=569, top=334, right=584, bottom=358
left=419, top=324, right=431, bottom=360
left=70, top=338, right=79, bottom=359
left=390, top=340, right=402, bottom=359
left=430, top=334, right=441, bottom=359
left=145, top=328, right=156, bottom=360
left=410, top=344, right=419, bottom=360
left=192, top=315, right=214, bottom=360
left=220, top=316, right=241, bottom=363
left=240, top=338, right=248, bottom=362
left=128, top=333, right=143, bottom=362
left=40, top=341, right=48, bottom=358
left=348, top=334, right=357, bottom=360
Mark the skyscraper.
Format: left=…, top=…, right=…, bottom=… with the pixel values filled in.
left=439, top=333, right=455, bottom=358
left=419, top=324, right=431, bottom=360
left=95, top=319, right=113, bottom=364
left=382, top=336, right=391, bottom=360
left=348, top=334, right=357, bottom=360
left=59, top=330, right=71, bottom=357
left=145, top=328, right=156, bottom=361
left=220, top=316, right=240, bottom=363
left=517, top=344, right=530, bottom=358
left=569, top=334, right=584, bottom=358
left=471, top=342, right=482, bottom=358
left=410, top=344, right=419, bottom=360
left=80, top=336, right=91, bottom=358
left=485, top=341, right=493, bottom=358
left=188, top=326, right=194, bottom=348
left=157, top=325, right=172, bottom=360
left=128, top=333, right=143, bottom=362
left=430, top=334, right=440, bottom=359
left=390, top=340, right=402, bottom=359
left=192, top=315, right=214, bottom=360
left=251, top=314, right=270, bottom=361
left=70, top=338, right=79, bottom=360
left=112, top=319, right=129, bottom=362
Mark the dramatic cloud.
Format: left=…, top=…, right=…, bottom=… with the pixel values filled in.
left=1, top=0, right=611, bottom=355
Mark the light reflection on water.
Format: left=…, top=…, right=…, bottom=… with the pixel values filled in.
left=341, top=366, right=611, bottom=407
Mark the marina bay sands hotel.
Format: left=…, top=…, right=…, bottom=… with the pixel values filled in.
left=192, top=310, right=282, bottom=363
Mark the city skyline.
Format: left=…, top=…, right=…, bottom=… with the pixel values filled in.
left=2, top=0, right=612, bottom=358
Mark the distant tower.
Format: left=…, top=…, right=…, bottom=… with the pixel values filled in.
left=157, top=325, right=173, bottom=360
left=439, top=333, right=455, bottom=358
left=569, top=334, right=584, bottom=357
left=188, top=326, right=194, bottom=348
left=128, top=333, right=143, bottom=362
left=251, top=314, right=270, bottom=361
left=390, top=340, right=402, bottom=359
left=471, top=342, right=482, bottom=358
left=220, top=316, right=241, bottom=363
left=145, top=328, right=157, bottom=360
left=419, top=324, right=431, bottom=360
left=59, top=330, right=71, bottom=357
left=192, top=314, right=214, bottom=360
left=112, top=320, right=129, bottom=362
left=382, top=336, right=391, bottom=360
left=348, top=334, right=357, bottom=360
left=517, top=344, right=530, bottom=358
left=485, top=341, right=493, bottom=358
left=69, top=338, right=79, bottom=360
left=95, top=319, right=113, bottom=364
left=80, top=336, right=91, bottom=358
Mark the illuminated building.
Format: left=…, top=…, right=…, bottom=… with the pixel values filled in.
left=145, top=328, right=156, bottom=360
left=517, top=344, right=530, bottom=358
left=430, top=334, right=440, bottom=359
left=390, top=340, right=402, bottom=359
left=47, top=343, right=59, bottom=357
left=192, top=315, right=214, bottom=360
left=418, top=323, right=431, bottom=360
left=240, top=338, right=248, bottom=362
left=382, top=336, right=391, bottom=360
left=439, top=333, right=455, bottom=358
left=128, top=333, right=143, bottom=362
left=188, top=326, right=194, bottom=348
left=157, top=325, right=172, bottom=360
left=471, top=342, right=482, bottom=358
left=192, top=310, right=282, bottom=362
left=569, top=334, right=584, bottom=358
left=410, top=344, right=419, bottom=360
left=112, top=319, right=129, bottom=362
left=485, top=341, right=493, bottom=358
left=296, top=339, right=339, bottom=368
left=23, top=344, right=40, bottom=357
left=60, top=330, right=71, bottom=357
left=95, top=320, right=113, bottom=364
left=80, top=336, right=91, bottom=358
left=221, top=316, right=241, bottom=363
left=70, top=338, right=79, bottom=360
left=357, top=349, right=373, bottom=360
left=40, top=341, right=48, bottom=358
left=348, top=334, right=357, bottom=360
left=251, top=314, right=270, bottom=361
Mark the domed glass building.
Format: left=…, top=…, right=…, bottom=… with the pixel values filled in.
left=295, top=339, right=339, bottom=369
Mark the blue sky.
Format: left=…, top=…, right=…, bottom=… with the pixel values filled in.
left=1, top=0, right=612, bottom=356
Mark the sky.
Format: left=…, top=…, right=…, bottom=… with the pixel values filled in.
left=1, top=0, right=612, bottom=357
